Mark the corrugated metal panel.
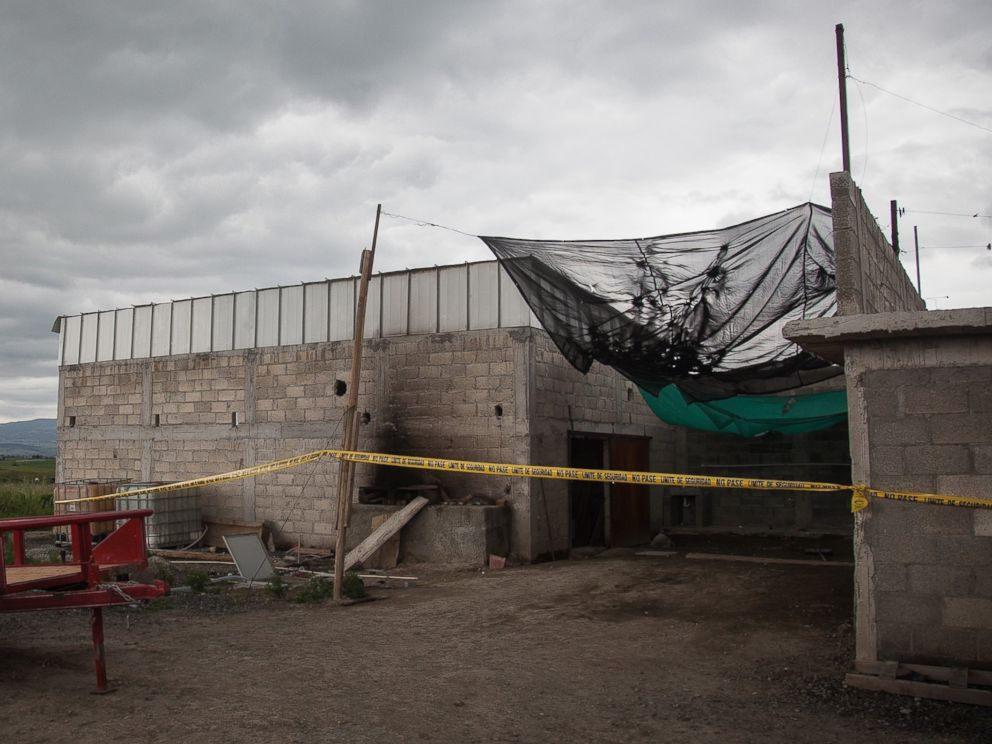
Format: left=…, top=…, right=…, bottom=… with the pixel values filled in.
left=498, top=266, right=531, bottom=327
left=170, top=300, right=191, bottom=355
left=408, top=268, right=438, bottom=334
left=439, top=265, right=468, bottom=332
left=96, top=311, right=116, bottom=361
left=132, top=306, right=152, bottom=359
left=79, top=314, right=98, bottom=363
left=381, top=273, right=409, bottom=337
left=280, top=285, right=304, bottom=346
left=114, top=309, right=133, bottom=360
left=363, top=275, right=382, bottom=339
left=191, top=297, right=212, bottom=352
left=212, top=294, right=234, bottom=351
left=469, top=263, right=499, bottom=330
left=329, top=279, right=354, bottom=341
left=256, top=288, right=280, bottom=347
left=304, top=282, right=328, bottom=343
left=151, top=303, right=172, bottom=357
left=233, top=291, right=256, bottom=349
left=62, top=315, right=81, bottom=365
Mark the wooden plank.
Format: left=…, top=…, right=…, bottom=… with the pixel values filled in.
left=365, top=514, right=400, bottom=570
left=845, top=672, right=992, bottom=707
left=685, top=552, right=854, bottom=568
left=855, top=660, right=992, bottom=687
left=343, top=497, right=428, bottom=571
left=150, top=548, right=234, bottom=562
left=4, top=564, right=81, bottom=587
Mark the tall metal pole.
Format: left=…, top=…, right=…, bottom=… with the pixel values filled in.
left=835, top=24, right=851, bottom=173
left=890, top=200, right=900, bottom=255
left=913, top=225, right=922, bottom=295
left=333, top=204, right=381, bottom=601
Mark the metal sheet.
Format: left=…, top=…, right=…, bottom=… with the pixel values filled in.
left=408, top=268, right=438, bottom=335
left=363, top=275, right=382, bottom=339
left=438, top=265, right=468, bottom=332
left=62, top=315, right=81, bottom=365
left=96, top=311, right=116, bottom=361
left=212, top=294, right=234, bottom=352
left=151, top=303, right=172, bottom=357
left=170, top=300, right=191, bottom=354
left=498, top=266, right=531, bottom=327
left=114, top=309, right=133, bottom=360
left=79, top=314, right=98, bottom=363
left=222, top=533, right=275, bottom=581
left=191, top=297, right=212, bottom=352
left=328, top=278, right=355, bottom=341
left=381, top=273, right=409, bottom=337
left=469, top=262, right=499, bottom=330
left=255, top=288, right=280, bottom=347
left=132, top=306, right=152, bottom=359
left=280, top=285, right=304, bottom=346
left=233, top=291, right=256, bottom=349
left=303, top=282, right=328, bottom=343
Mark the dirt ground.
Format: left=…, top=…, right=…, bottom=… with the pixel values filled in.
left=2, top=536, right=991, bottom=743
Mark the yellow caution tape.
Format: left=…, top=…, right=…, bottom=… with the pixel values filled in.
left=52, top=448, right=991, bottom=512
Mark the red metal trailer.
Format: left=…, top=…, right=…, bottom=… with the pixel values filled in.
left=1, top=509, right=168, bottom=691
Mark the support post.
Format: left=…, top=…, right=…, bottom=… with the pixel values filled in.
left=91, top=607, right=108, bottom=692
left=835, top=24, right=851, bottom=173
left=890, top=200, right=899, bottom=254
left=333, top=204, right=381, bottom=602
left=914, top=225, right=922, bottom=294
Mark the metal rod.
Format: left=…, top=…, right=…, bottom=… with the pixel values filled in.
left=890, top=200, right=899, bottom=254
left=92, top=607, right=108, bottom=691
left=836, top=24, right=851, bottom=173
left=333, top=204, right=381, bottom=601
left=914, top=225, right=922, bottom=295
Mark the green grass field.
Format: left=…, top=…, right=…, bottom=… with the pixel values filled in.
left=0, top=458, right=55, bottom=518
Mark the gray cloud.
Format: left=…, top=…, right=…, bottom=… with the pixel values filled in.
left=1, top=1, right=990, bottom=421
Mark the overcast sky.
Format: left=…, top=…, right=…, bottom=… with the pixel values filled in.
left=1, top=1, right=989, bottom=423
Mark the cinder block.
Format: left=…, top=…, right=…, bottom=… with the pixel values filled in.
left=908, top=564, right=973, bottom=596
left=942, top=597, right=992, bottom=629
left=873, top=561, right=908, bottom=592
left=931, top=414, right=992, bottom=444
left=877, top=622, right=913, bottom=659
left=933, top=535, right=992, bottom=567
left=901, top=384, right=969, bottom=415
left=903, top=445, right=971, bottom=475
left=871, top=446, right=905, bottom=476
left=875, top=591, right=941, bottom=627
left=936, top=475, right=992, bottom=500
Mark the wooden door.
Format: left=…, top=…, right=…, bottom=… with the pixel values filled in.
left=609, top=436, right=651, bottom=547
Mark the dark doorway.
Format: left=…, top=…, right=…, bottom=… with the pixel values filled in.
left=609, top=436, right=652, bottom=547
left=569, top=437, right=605, bottom=547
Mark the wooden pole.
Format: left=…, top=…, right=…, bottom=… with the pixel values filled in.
left=835, top=24, right=851, bottom=173
left=890, top=200, right=900, bottom=255
left=333, top=204, right=381, bottom=601
left=914, top=225, right=922, bottom=295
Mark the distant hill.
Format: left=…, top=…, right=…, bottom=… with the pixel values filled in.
left=0, top=418, right=57, bottom=457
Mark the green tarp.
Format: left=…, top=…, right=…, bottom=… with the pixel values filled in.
left=640, top=385, right=847, bottom=438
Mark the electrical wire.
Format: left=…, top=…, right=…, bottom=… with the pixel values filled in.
left=905, top=209, right=992, bottom=219
left=847, top=74, right=992, bottom=135
left=808, top=95, right=836, bottom=202
left=382, top=210, right=478, bottom=238
left=851, top=78, right=870, bottom=186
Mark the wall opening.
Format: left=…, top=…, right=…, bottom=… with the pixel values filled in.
left=68, top=415, right=76, bottom=428
left=568, top=436, right=605, bottom=548
left=334, top=379, right=347, bottom=397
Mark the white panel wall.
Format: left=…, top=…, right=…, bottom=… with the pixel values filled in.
left=114, top=309, right=133, bottom=360
left=329, top=279, right=355, bottom=342
left=96, top=311, right=116, bottom=361
left=304, top=283, right=328, bottom=343
left=132, top=306, right=152, bottom=359
left=439, top=265, right=468, bottom=332
left=280, top=285, right=304, bottom=346
left=151, top=303, right=172, bottom=357
left=408, top=268, right=438, bottom=334
left=212, top=294, right=234, bottom=352
left=256, top=288, right=280, bottom=347
left=381, top=273, right=409, bottom=336
left=56, top=261, right=541, bottom=365
left=233, top=292, right=256, bottom=349
left=171, top=300, right=191, bottom=354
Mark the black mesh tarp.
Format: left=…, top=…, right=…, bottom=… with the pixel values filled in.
left=480, top=203, right=839, bottom=400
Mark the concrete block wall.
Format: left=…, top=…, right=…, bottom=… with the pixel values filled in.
left=831, top=171, right=926, bottom=316
left=680, top=421, right=852, bottom=531
left=862, top=361, right=992, bottom=666
left=529, top=332, right=678, bottom=554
